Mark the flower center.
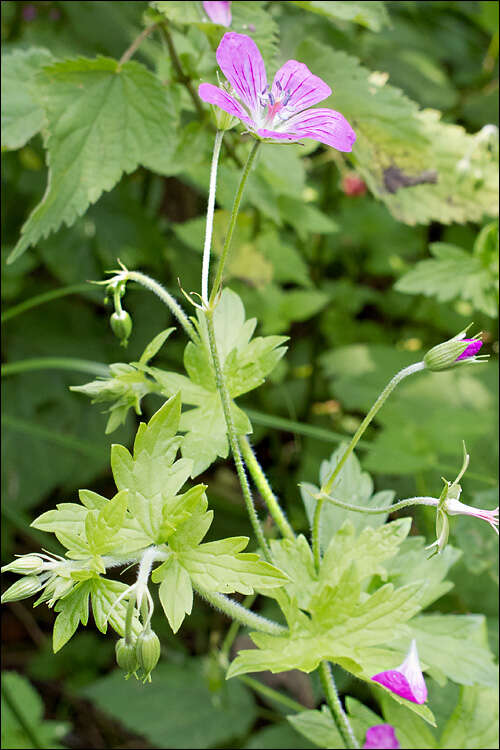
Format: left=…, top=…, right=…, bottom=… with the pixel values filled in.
left=258, top=82, right=294, bottom=128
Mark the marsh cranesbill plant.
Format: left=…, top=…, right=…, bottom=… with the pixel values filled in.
left=203, top=1, right=231, bottom=26
left=199, top=32, right=356, bottom=150
left=363, top=725, right=400, bottom=749
left=371, top=640, right=428, bottom=705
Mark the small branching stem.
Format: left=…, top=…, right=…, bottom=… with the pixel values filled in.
left=319, top=661, right=359, bottom=749
left=205, top=311, right=270, bottom=559
left=195, top=587, right=286, bottom=635
left=240, top=436, right=295, bottom=541
left=118, top=24, right=158, bottom=68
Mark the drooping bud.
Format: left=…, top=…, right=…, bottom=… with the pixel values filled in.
left=1, top=575, right=44, bottom=603
left=115, top=637, right=139, bottom=677
left=423, top=328, right=485, bottom=372
left=110, top=310, right=132, bottom=347
left=136, top=629, right=161, bottom=682
left=2, top=555, right=45, bottom=575
left=341, top=172, right=367, bottom=197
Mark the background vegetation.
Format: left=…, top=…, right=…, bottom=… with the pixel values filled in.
left=1, top=1, right=498, bottom=748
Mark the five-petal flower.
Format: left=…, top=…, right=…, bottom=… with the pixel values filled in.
left=371, top=639, right=427, bottom=704
left=199, top=32, right=356, bottom=151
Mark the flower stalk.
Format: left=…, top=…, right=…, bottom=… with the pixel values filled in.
left=319, top=661, right=359, bottom=749
left=202, top=130, right=224, bottom=304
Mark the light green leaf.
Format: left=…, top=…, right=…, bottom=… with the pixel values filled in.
left=10, top=56, right=178, bottom=263
left=137, top=327, right=175, bottom=365
left=31, top=502, right=88, bottom=535
left=395, top=240, right=499, bottom=317
left=291, top=1, right=390, bottom=32
left=1, top=47, right=54, bottom=150
left=439, top=685, right=499, bottom=749
left=158, top=557, right=193, bottom=633
left=288, top=706, right=344, bottom=749
left=53, top=581, right=91, bottom=652
left=378, top=694, right=437, bottom=749
left=90, top=578, right=141, bottom=638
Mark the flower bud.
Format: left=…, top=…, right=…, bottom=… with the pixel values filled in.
left=341, top=172, right=367, bottom=197
left=211, top=105, right=238, bottom=132
left=1, top=555, right=45, bottom=575
left=110, top=310, right=132, bottom=347
left=136, top=629, right=161, bottom=682
left=1, top=575, right=43, bottom=603
left=115, top=637, right=139, bottom=677
left=423, top=329, right=484, bottom=372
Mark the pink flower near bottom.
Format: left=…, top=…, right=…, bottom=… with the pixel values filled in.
left=199, top=32, right=356, bottom=151
left=203, top=1, right=231, bottom=26
left=363, top=725, right=400, bottom=749
left=371, top=639, right=427, bottom=704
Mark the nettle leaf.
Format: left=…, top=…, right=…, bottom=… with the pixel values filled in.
left=10, top=56, right=178, bottom=263
left=395, top=234, right=499, bottom=317
left=1, top=47, right=54, bottom=150
left=297, top=41, right=498, bottom=225
left=149, top=289, right=287, bottom=475
left=301, top=444, right=395, bottom=551
left=291, top=1, right=390, bottom=32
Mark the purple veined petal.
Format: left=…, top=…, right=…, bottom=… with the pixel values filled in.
left=281, top=107, right=357, bottom=152
left=203, top=1, right=231, bottom=27
left=256, top=128, right=302, bottom=141
left=271, top=60, right=331, bottom=112
left=455, top=338, right=483, bottom=360
left=371, top=640, right=427, bottom=704
left=363, top=725, right=400, bottom=749
left=198, top=83, right=253, bottom=125
left=216, top=32, right=267, bottom=115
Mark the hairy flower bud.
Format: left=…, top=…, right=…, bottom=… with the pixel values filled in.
left=115, top=637, right=139, bottom=676
left=110, top=310, right=132, bottom=347
left=2, top=555, right=45, bottom=575
left=424, top=328, right=484, bottom=372
left=1, top=575, right=44, bottom=603
left=136, top=629, right=161, bottom=682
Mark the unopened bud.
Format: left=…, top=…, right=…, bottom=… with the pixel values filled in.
left=1, top=575, right=43, bottom=603
left=2, top=555, right=45, bottom=575
left=211, top=105, right=238, bottom=132
left=341, top=172, right=366, bottom=197
left=136, top=629, right=161, bottom=682
left=424, top=329, right=484, bottom=372
left=115, top=637, right=139, bottom=677
left=110, top=310, right=132, bottom=347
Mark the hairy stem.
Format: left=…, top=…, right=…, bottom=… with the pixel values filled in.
left=205, top=311, right=270, bottom=558
left=240, top=436, right=295, bottom=541
left=202, top=130, right=224, bottom=304
left=319, top=661, right=359, bottom=749
left=124, top=270, right=197, bottom=341
left=313, top=361, right=426, bottom=569
left=209, top=140, right=260, bottom=306
left=317, top=492, right=439, bottom=515
left=195, top=587, right=286, bottom=635
left=220, top=593, right=256, bottom=660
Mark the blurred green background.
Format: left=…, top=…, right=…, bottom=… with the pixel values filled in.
left=1, top=1, right=498, bottom=748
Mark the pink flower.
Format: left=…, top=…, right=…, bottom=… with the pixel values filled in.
left=445, top=497, right=499, bottom=533
left=371, top=640, right=427, bottom=704
left=455, top=338, right=483, bottom=360
left=203, top=1, right=231, bottom=27
left=363, top=725, right=400, bottom=749
left=199, top=32, right=356, bottom=151
left=342, top=172, right=366, bottom=196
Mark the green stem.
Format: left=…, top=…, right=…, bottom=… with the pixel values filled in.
left=317, top=492, right=438, bottom=515
left=2, top=357, right=109, bottom=377
left=245, top=408, right=370, bottom=449
left=239, top=436, right=295, bottom=541
left=220, top=593, right=256, bottom=660
left=195, top=588, right=286, bottom=636
left=238, top=675, right=306, bottom=713
left=313, top=361, right=425, bottom=570
left=1, top=283, right=92, bottom=324
left=202, top=130, right=224, bottom=303
left=118, top=23, right=157, bottom=68
left=160, top=22, right=205, bottom=118
left=124, top=270, right=197, bottom=341
left=319, top=662, right=359, bottom=749
left=206, top=311, right=270, bottom=558
left=124, top=595, right=136, bottom=644
left=208, top=140, right=260, bottom=306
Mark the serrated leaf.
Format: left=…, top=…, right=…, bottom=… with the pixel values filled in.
left=395, top=241, right=499, bottom=317
left=158, top=558, right=193, bottom=633
left=53, top=581, right=91, bottom=652
left=291, top=1, right=390, bottom=32
left=91, top=578, right=141, bottom=638
left=297, top=41, right=498, bottom=225
left=10, top=56, right=178, bottom=263
left=1, top=47, right=54, bottom=150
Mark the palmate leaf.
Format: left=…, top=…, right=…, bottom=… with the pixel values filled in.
left=10, top=56, right=178, bottom=263
left=297, top=41, right=498, bottom=225
left=148, top=289, right=287, bottom=475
